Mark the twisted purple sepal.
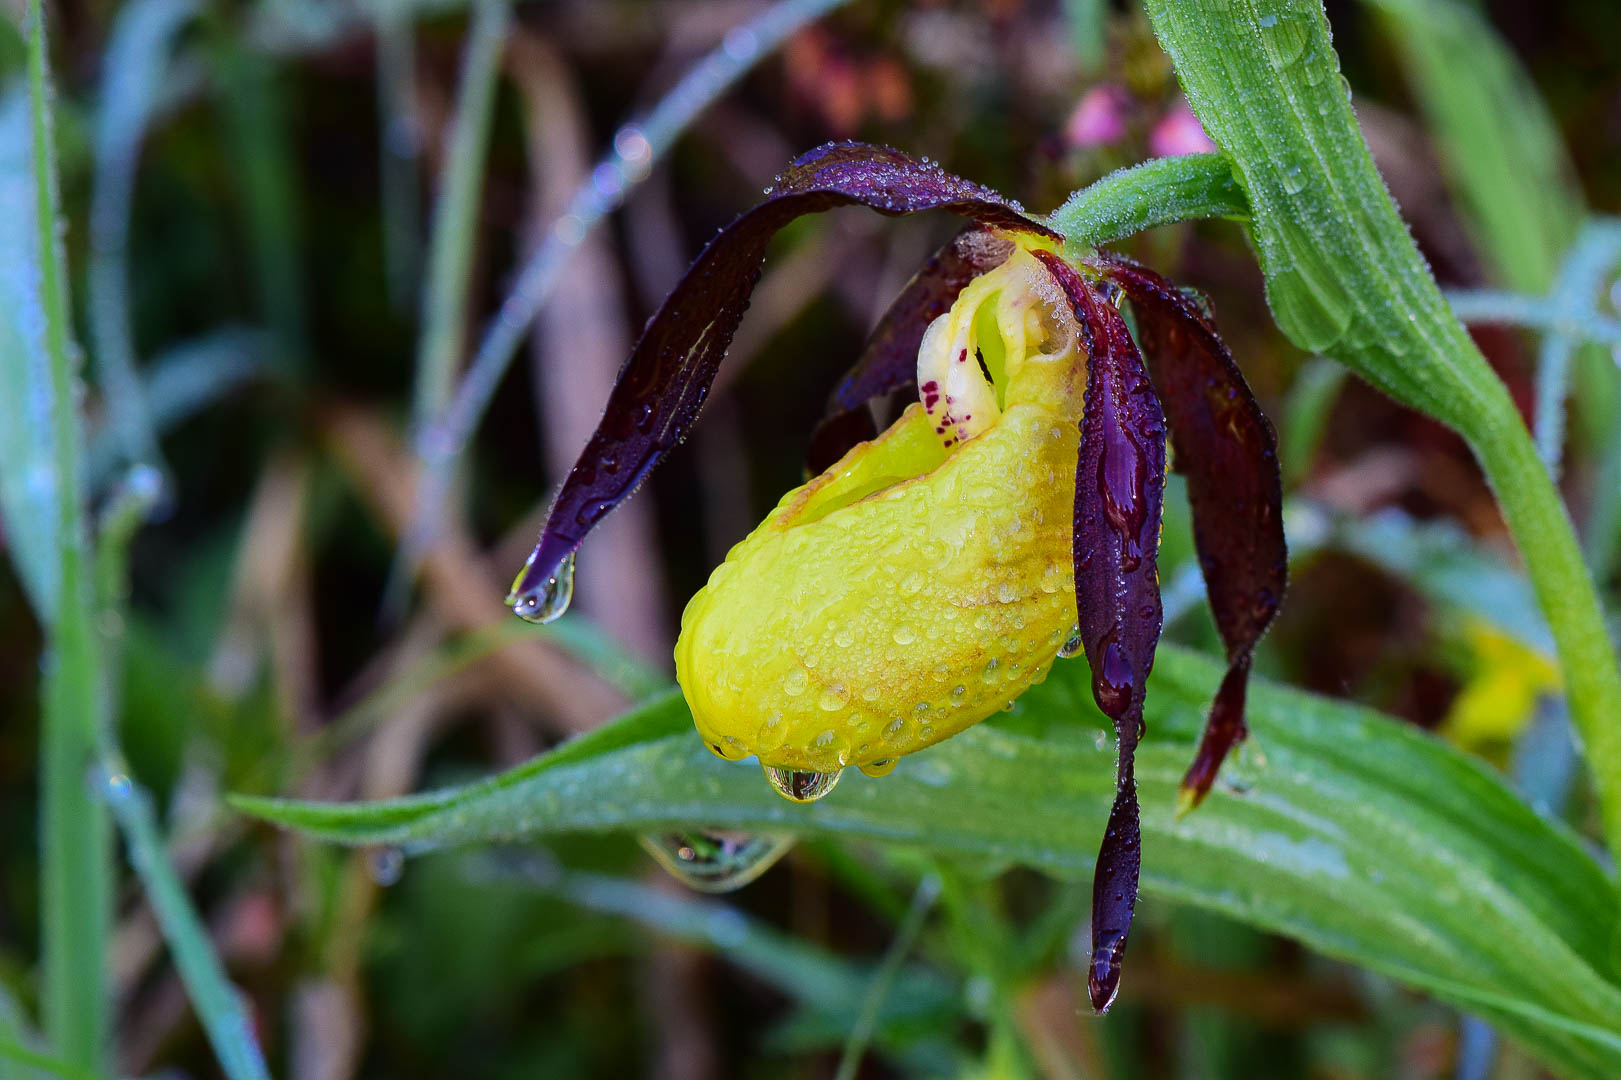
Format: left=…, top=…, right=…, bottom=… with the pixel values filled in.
left=1034, top=250, right=1168, bottom=1014
left=510, top=142, right=1056, bottom=619
left=1099, top=255, right=1286, bottom=812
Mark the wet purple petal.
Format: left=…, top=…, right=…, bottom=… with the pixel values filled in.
left=1032, top=250, right=1167, bottom=1014
left=1099, top=256, right=1286, bottom=812
left=511, top=143, right=1055, bottom=616
left=806, top=228, right=1013, bottom=473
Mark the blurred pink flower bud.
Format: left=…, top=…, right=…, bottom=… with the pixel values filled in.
left=1065, top=84, right=1131, bottom=149
left=1150, top=97, right=1217, bottom=157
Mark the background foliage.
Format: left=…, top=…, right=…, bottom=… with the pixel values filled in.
left=2, top=0, right=1621, bottom=1077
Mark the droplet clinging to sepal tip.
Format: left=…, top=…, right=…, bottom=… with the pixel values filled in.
left=508, top=551, right=576, bottom=624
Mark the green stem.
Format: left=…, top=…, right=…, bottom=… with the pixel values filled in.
left=26, top=0, right=112, bottom=1068
left=1471, top=403, right=1621, bottom=842
left=1138, top=0, right=1621, bottom=860
left=1048, top=151, right=1248, bottom=249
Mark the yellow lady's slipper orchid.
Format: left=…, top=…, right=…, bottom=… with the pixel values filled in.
left=508, top=143, right=1286, bottom=1012
left=677, top=244, right=1085, bottom=794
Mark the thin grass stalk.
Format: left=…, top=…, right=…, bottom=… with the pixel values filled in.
left=98, top=763, right=271, bottom=1080
left=404, top=0, right=855, bottom=566
left=25, top=0, right=112, bottom=1068
left=409, top=0, right=508, bottom=437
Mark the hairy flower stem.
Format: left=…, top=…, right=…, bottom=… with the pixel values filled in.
left=1138, top=0, right=1621, bottom=860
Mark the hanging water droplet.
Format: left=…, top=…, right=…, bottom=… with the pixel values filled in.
left=639, top=830, right=794, bottom=893
left=1088, top=930, right=1127, bottom=1013
left=1058, top=625, right=1084, bottom=658
left=367, top=846, right=405, bottom=887
left=510, top=552, right=575, bottom=624
left=762, top=764, right=842, bottom=802
left=858, top=758, right=898, bottom=778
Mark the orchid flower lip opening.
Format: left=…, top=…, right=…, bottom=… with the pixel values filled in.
left=509, top=142, right=1286, bottom=1014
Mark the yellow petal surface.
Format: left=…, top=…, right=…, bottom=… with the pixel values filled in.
left=676, top=400, right=1081, bottom=771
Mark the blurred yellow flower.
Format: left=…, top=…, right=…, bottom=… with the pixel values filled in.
left=1441, top=619, right=1561, bottom=750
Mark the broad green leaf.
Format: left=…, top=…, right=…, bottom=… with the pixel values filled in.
left=236, top=645, right=1621, bottom=1078
left=1140, top=0, right=1495, bottom=432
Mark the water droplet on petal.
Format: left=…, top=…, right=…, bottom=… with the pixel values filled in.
left=705, top=737, right=748, bottom=761
left=1088, top=931, right=1126, bottom=1012
left=1058, top=624, right=1084, bottom=659
left=639, top=830, right=793, bottom=893
left=859, top=758, right=898, bottom=778
left=762, top=764, right=842, bottom=802
left=510, top=552, right=575, bottom=624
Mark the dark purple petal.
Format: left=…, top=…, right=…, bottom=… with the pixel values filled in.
left=1099, top=255, right=1286, bottom=813
left=1032, top=250, right=1167, bottom=1015
left=510, top=143, right=1056, bottom=617
left=806, top=228, right=1013, bottom=474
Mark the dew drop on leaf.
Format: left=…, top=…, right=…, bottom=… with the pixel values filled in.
left=638, top=830, right=794, bottom=893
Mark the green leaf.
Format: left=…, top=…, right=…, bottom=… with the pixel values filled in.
left=1048, top=152, right=1249, bottom=249
left=235, top=646, right=1621, bottom=1078
left=1139, top=0, right=1498, bottom=431
left=0, top=87, right=61, bottom=623
left=1141, top=0, right=1621, bottom=883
